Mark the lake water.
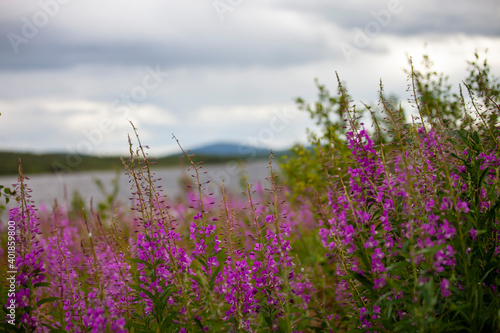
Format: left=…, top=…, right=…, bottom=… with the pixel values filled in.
left=0, top=160, right=280, bottom=208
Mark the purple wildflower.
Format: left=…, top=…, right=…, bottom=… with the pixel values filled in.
left=440, top=278, right=450, bottom=297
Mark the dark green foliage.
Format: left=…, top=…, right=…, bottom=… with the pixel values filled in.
left=0, top=185, right=15, bottom=212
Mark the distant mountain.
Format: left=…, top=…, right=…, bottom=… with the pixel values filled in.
left=187, top=142, right=273, bottom=157
left=0, top=143, right=291, bottom=176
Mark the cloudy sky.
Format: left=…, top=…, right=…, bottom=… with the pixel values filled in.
left=0, top=0, right=499, bottom=157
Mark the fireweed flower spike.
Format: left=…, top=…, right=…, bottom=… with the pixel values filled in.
left=314, top=67, right=500, bottom=330
left=4, top=163, right=48, bottom=330
left=1, top=54, right=499, bottom=332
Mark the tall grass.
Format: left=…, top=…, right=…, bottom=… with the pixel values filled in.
left=1, top=53, right=499, bottom=332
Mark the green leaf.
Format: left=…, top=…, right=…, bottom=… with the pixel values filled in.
left=191, top=274, right=204, bottom=290
left=193, top=316, right=204, bottom=330
left=37, top=297, right=60, bottom=306
left=160, top=312, right=178, bottom=332
left=450, top=152, right=466, bottom=163
left=41, top=323, right=66, bottom=332
left=350, top=270, right=374, bottom=292
left=130, top=285, right=155, bottom=300
left=419, top=279, right=437, bottom=310
left=209, top=264, right=223, bottom=290
left=415, top=243, right=447, bottom=255
left=477, top=167, right=490, bottom=187
left=128, top=322, right=154, bottom=333
left=129, top=258, right=154, bottom=270
left=159, top=284, right=176, bottom=303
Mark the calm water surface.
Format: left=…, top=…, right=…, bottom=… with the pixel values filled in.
left=0, top=161, right=279, bottom=208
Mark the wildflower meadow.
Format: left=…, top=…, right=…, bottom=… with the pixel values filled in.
left=1, top=53, right=499, bottom=332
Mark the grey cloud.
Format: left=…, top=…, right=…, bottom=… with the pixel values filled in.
left=1, top=0, right=499, bottom=155
left=0, top=34, right=335, bottom=71
left=283, top=0, right=500, bottom=36
left=2, top=0, right=497, bottom=73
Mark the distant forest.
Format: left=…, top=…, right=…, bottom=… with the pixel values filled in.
left=0, top=151, right=279, bottom=176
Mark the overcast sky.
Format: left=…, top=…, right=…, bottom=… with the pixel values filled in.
left=0, top=0, right=499, bottom=157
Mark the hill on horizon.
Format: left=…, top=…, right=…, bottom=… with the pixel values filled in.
left=0, top=142, right=290, bottom=176
left=184, top=142, right=275, bottom=157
